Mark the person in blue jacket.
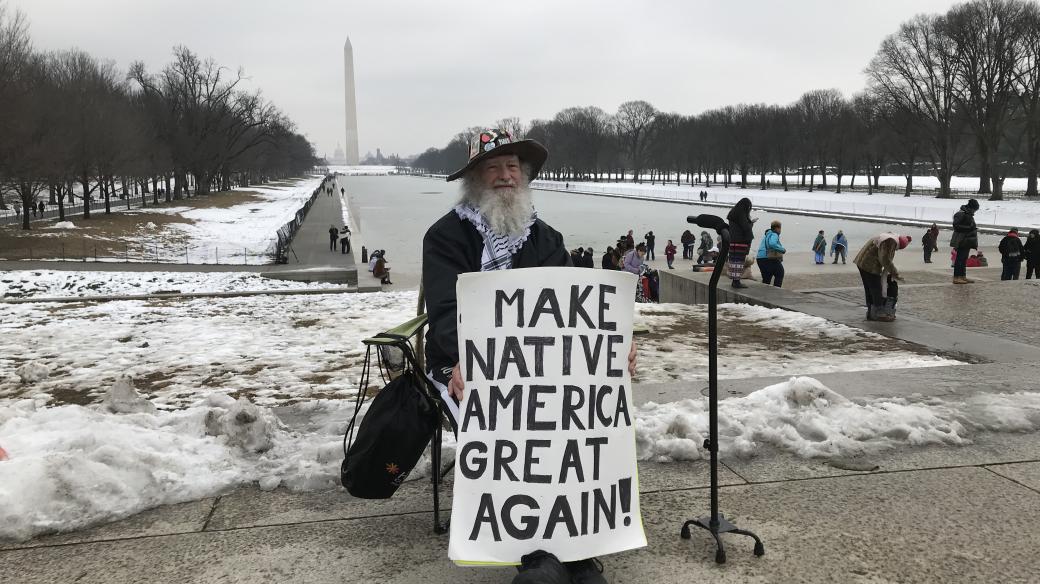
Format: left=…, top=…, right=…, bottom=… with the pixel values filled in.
left=756, top=220, right=787, bottom=287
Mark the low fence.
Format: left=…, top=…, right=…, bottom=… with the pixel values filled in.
left=0, top=193, right=155, bottom=225
left=273, top=178, right=327, bottom=262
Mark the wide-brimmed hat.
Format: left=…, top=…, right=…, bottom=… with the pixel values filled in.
left=446, top=128, right=548, bottom=182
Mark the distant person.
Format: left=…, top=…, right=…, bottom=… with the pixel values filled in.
left=644, top=230, right=656, bottom=260
left=623, top=242, right=647, bottom=274
left=998, top=228, right=1024, bottom=280
left=601, top=246, right=616, bottom=270
left=975, top=250, right=988, bottom=267
left=340, top=187, right=345, bottom=196
left=696, top=230, right=713, bottom=264
left=373, top=251, right=392, bottom=284
left=727, top=197, right=756, bottom=288
left=582, top=247, right=595, bottom=268
left=1025, top=229, right=1040, bottom=279
left=339, top=225, right=351, bottom=254
left=665, top=239, right=677, bottom=269
left=831, top=230, right=848, bottom=264
left=38, top=201, right=45, bottom=215
left=328, top=225, right=338, bottom=251
left=853, top=233, right=909, bottom=322
left=756, top=220, right=786, bottom=287
left=921, top=223, right=939, bottom=263
left=625, top=229, right=635, bottom=250
left=31, top=204, right=36, bottom=218
left=812, top=230, right=827, bottom=265
left=368, top=249, right=380, bottom=272
left=951, top=198, right=980, bottom=284
left=570, top=246, right=585, bottom=266
left=681, top=229, right=695, bottom=260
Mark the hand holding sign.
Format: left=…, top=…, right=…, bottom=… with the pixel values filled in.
left=449, top=267, right=647, bottom=566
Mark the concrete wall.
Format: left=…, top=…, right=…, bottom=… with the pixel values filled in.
left=659, top=269, right=788, bottom=309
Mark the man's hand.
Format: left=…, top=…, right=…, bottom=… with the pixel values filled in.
left=449, top=363, right=464, bottom=402
left=628, top=341, right=637, bottom=377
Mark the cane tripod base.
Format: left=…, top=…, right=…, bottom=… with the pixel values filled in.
left=680, top=514, right=765, bottom=564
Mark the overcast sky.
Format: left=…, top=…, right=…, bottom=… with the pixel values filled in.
left=12, top=0, right=964, bottom=159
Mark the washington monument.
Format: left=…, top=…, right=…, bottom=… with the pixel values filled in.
left=343, top=37, right=360, bottom=165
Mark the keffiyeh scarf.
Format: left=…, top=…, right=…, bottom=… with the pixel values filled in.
left=454, top=203, right=535, bottom=271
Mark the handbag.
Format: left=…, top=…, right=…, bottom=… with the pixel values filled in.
left=341, top=372, right=437, bottom=499
left=766, top=249, right=785, bottom=261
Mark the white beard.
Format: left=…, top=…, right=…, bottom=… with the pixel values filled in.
left=460, top=179, right=535, bottom=238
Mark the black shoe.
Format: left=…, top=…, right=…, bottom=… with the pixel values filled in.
left=567, top=558, right=607, bottom=584
left=513, top=550, right=571, bottom=584
left=731, top=280, right=748, bottom=288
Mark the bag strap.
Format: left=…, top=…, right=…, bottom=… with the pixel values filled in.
left=343, top=344, right=375, bottom=457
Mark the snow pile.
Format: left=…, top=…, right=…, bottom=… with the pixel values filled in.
left=4, top=375, right=1040, bottom=541
left=16, top=362, right=50, bottom=384
left=103, top=376, right=157, bottom=414
left=51, top=221, right=76, bottom=229
left=634, top=377, right=1040, bottom=461
left=0, top=390, right=353, bottom=541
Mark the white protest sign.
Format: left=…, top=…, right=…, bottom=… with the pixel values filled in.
left=449, top=267, right=647, bottom=565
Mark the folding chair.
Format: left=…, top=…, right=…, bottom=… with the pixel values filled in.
left=355, top=291, right=454, bottom=534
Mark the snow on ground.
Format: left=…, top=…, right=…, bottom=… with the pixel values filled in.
left=0, top=292, right=957, bottom=408
left=635, top=303, right=956, bottom=383
left=0, top=291, right=418, bottom=408
left=536, top=179, right=1040, bottom=229
left=3, top=374, right=1040, bottom=541
left=0, top=281, right=992, bottom=541
left=119, top=176, right=325, bottom=263
left=0, top=270, right=351, bottom=299
left=634, top=376, right=1040, bottom=461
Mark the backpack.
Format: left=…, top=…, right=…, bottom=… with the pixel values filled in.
left=341, top=371, right=438, bottom=499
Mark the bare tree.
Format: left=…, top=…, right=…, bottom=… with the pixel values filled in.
left=867, top=13, right=971, bottom=198
left=614, top=100, right=658, bottom=183
left=947, top=0, right=1031, bottom=200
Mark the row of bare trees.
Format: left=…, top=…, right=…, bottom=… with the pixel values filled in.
left=0, top=2, right=318, bottom=229
left=414, top=0, right=1040, bottom=200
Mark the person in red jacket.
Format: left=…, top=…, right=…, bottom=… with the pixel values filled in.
left=664, top=239, right=677, bottom=269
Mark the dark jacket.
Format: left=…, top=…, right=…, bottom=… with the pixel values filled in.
left=727, top=201, right=755, bottom=244
left=601, top=251, right=615, bottom=269
left=644, top=232, right=655, bottom=247
left=951, top=206, right=978, bottom=249
left=582, top=251, right=594, bottom=268
left=998, top=233, right=1023, bottom=259
left=422, top=211, right=571, bottom=375
left=1024, top=233, right=1040, bottom=260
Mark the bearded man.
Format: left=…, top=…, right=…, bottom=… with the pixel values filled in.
left=423, top=129, right=571, bottom=422
left=422, top=128, right=626, bottom=584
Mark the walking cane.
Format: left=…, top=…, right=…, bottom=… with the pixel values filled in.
left=679, top=213, right=765, bottom=564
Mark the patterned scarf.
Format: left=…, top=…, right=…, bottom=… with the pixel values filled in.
left=454, top=203, right=535, bottom=271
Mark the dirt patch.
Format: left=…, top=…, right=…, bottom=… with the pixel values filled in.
left=640, top=306, right=941, bottom=358
left=0, top=211, right=194, bottom=261
left=0, top=189, right=269, bottom=261
left=293, top=318, right=321, bottom=328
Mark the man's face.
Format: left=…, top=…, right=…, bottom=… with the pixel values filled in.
left=477, top=154, right=523, bottom=193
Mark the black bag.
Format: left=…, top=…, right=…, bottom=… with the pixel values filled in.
left=341, top=372, right=437, bottom=499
